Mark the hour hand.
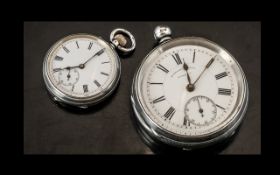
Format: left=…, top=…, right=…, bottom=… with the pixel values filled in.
left=183, top=61, right=195, bottom=91
left=183, top=62, right=191, bottom=83
left=53, top=65, right=78, bottom=72
left=183, top=62, right=189, bottom=72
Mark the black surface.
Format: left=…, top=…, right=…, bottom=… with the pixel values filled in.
left=24, top=22, right=261, bottom=154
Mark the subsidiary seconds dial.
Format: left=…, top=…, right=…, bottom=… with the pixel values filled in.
left=184, top=96, right=217, bottom=126
left=57, top=68, right=80, bottom=87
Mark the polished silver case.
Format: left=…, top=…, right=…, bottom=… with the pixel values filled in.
left=43, top=34, right=121, bottom=108
left=131, top=37, right=249, bottom=150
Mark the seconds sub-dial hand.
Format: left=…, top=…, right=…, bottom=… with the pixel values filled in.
left=192, top=57, right=215, bottom=86
left=183, top=61, right=195, bottom=92
left=66, top=67, right=71, bottom=81
left=196, top=97, right=204, bottom=117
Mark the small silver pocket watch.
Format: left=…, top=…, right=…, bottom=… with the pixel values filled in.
left=43, top=28, right=135, bottom=108
left=131, top=26, right=249, bottom=150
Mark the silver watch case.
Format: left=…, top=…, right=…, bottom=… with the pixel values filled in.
left=43, top=33, right=121, bottom=109
left=131, top=37, right=249, bottom=150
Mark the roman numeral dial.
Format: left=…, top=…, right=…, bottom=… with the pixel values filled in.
left=48, top=36, right=116, bottom=99
left=143, top=45, right=238, bottom=137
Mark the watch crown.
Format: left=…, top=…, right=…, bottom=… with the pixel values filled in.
left=154, top=26, right=172, bottom=43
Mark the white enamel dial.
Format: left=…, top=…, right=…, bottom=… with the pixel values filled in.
left=141, top=45, right=238, bottom=136
left=43, top=34, right=120, bottom=107
left=132, top=37, right=248, bottom=143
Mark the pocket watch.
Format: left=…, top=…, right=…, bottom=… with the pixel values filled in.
left=43, top=28, right=135, bottom=108
left=131, top=26, right=249, bottom=151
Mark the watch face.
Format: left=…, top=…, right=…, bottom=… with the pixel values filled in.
left=43, top=34, right=120, bottom=105
left=133, top=37, right=248, bottom=139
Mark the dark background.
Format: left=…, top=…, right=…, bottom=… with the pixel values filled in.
left=24, top=22, right=261, bottom=154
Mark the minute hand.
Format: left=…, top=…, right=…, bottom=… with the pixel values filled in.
left=193, top=57, right=215, bottom=85
left=83, top=48, right=105, bottom=65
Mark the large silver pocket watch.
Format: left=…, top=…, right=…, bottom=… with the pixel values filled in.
left=43, top=28, right=135, bottom=109
left=131, top=26, right=249, bottom=150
